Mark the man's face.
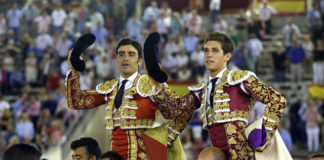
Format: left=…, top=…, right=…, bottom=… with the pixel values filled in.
left=117, top=44, right=142, bottom=78
left=72, top=147, right=92, bottom=160
left=204, top=41, right=231, bottom=74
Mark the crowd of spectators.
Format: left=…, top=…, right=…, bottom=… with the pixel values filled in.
left=0, top=0, right=324, bottom=158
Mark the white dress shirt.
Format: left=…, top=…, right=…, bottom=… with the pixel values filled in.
left=194, top=68, right=250, bottom=105
left=206, top=68, right=226, bottom=105
left=119, top=72, right=138, bottom=91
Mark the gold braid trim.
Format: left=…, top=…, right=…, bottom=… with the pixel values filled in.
left=188, top=80, right=206, bottom=91
left=136, top=74, right=155, bottom=97
left=96, top=78, right=119, bottom=94
left=227, top=70, right=257, bottom=85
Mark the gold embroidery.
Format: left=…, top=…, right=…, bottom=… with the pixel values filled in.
left=244, top=76, right=287, bottom=136
left=139, top=152, right=149, bottom=160
left=137, top=74, right=155, bottom=97
left=97, top=78, right=119, bottom=93
left=228, top=70, right=255, bottom=85
left=225, top=122, right=254, bottom=160
left=128, top=130, right=138, bottom=160
left=66, top=75, right=75, bottom=109
left=106, top=119, right=156, bottom=129
left=188, top=80, right=206, bottom=91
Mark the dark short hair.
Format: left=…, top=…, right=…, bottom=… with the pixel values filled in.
left=70, top=137, right=102, bottom=159
left=115, top=38, right=143, bottom=58
left=101, top=151, right=122, bottom=160
left=204, top=32, right=234, bottom=55
left=4, top=143, right=42, bottom=160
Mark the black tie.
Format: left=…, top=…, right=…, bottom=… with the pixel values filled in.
left=209, top=78, right=218, bottom=108
left=114, top=80, right=128, bottom=109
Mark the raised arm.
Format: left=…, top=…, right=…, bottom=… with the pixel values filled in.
left=243, top=76, right=287, bottom=137
left=65, top=72, right=106, bottom=110
left=65, top=48, right=105, bottom=110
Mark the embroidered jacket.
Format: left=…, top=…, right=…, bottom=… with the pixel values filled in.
left=153, top=69, right=287, bottom=138
left=65, top=72, right=192, bottom=160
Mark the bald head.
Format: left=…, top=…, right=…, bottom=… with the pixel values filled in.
left=198, top=147, right=226, bottom=160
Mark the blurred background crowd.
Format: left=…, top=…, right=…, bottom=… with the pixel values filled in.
left=0, top=0, right=323, bottom=159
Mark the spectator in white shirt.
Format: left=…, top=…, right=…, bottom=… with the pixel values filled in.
left=80, top=69, right=95, bottom=90
left=143, top=1, right=160, bottom=24
left=15, top=113, right=35, bottom=140
left=156, top=14, right=168, bottom=45
left=64, top=7, right=76, bottom=34
left=0, top=13, right=7, bottom=39
left=247, top=34, right=263, bottom=72
left=178, top=66, right=192, bottom=81
left=258, top=0, right=277, bottom=34
left=36, top=30, right=53, bottom=50
left=96, top=56, right=113, bottom=81
left=209, top=0, right=221, bottom=23
left=164, top=36, right=182, bottom=57
left=188, top=10, right=202, bottom=35
left=51, top=5, right=67, bottom=33
left=55, top=34, right=72, bottom=63
left=191, top=44, right=205, bottom=76
left=0, top=96, right=10, bottom=117
left=176, top=50, right=189, bottom=69
left=161, top=52, right=178, bottom=79
left=181, top=8, right=192, bottom=34
left=89, top=8, right=104, bottom=30
left=60, top=59, right=70, bottom=78
left=282, top=18, right=301, bottom=52
left=25, top=52, right=38, bottom=84
left=184, top=32, right=199, bottom=56
left=127, top=14, right=142, bottom=40
left=213, top=17, right=228, bottom=33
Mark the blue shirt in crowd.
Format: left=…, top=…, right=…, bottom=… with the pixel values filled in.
left=289, top=45, right=306, bottom=64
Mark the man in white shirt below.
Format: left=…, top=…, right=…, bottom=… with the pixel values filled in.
left=209, top=0, right=221, bottom=24
left=258, top=0, right=277, bottom=34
